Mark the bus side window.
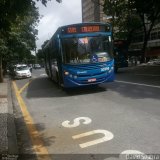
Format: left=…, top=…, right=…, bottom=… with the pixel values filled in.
left=50, top=40, right=57, bottom=67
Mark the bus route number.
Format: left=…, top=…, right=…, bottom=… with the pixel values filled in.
left=67, top=27, right=77, bottom=33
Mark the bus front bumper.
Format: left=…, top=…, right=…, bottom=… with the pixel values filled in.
left=63, top=72, right=114, bottom=88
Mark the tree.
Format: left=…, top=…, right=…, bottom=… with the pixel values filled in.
left=0, top=39, right=8, bottom=82
left=0, top=0, right=36, bottom=81
left=0, top=0, right=59, bottom=82
left=36, top=40, right=49, bottom=63
left=103, top=0, right=160, bottom=63
left=7, top=5, right=39, bottom=61
left=103, top=0, right=141, bottom=45
left=130, top=0, right=160, bottom=62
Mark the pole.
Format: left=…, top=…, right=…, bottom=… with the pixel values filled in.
left=0, top=54, right=3, bottom=82
left=35, top=46, right=37, bottom=64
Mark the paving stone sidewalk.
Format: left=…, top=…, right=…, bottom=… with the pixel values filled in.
left=0, top=77, right=18, bottom=155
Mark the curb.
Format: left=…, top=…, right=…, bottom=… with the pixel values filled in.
left=0, top=77, right=18, bottom=155
left=0, top=80, right=8, bottom=154
left=7, top=78, right=18, bottom=154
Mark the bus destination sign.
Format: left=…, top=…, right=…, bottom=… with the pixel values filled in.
left=81, top=26, right=100, bottom=32
left=63, top=25, right=110, bottom=34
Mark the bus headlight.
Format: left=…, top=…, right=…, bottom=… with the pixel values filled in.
left=69, top=74, right=73, bottom=78
left=74, top=75, right=77, bottom=79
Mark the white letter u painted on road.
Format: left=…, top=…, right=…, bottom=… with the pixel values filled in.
left=72, top=129, right=114, bottom=148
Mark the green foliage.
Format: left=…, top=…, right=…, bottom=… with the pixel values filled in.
left=103, top=0, right=160, bottom=62
left=103, top=0, right=141, bottom=43
left=131, top=0, right=160, bottom=20
left=0, top=0, right=55, bottom=81
left=130, top=0, right=160, bottom=62
left=36, top=40, right=49, bottom=61
left=0, top=0, right=50, bottom=62
left=37, top=49, right=44, bottom=59
left=0, top=38, right=8, bottom=54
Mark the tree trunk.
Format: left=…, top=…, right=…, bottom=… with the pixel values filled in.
left=140, top=13, right=156, bottom=63
left=140, top=36, right=148, bottom=63
left=0, top=55, right=3, bottom=82
left=140, top=25, right=154, bottom=63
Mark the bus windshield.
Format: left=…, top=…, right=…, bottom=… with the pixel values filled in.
left=62, top=36, right=113, bottom=64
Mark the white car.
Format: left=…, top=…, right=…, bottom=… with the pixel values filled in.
left=14, top=66, right=32, bottom=79
left=147, top=59, right=160, bottom=65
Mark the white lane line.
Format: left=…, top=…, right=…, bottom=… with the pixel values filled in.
left=115, top=80, right=160, bottom=89
left=135, top=74, right=160, bottom=77
left=40, top=73, right=47, bottom=77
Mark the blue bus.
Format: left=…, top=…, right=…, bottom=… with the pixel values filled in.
left=43, top=23, right=114, bottom=88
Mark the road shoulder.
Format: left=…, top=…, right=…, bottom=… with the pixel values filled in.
left=0, top=77, right=18, bottom=155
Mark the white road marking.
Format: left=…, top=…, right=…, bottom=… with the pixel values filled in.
left=121, top=150, right=153, bottom=160
left=121, top=150, right=144, bottom=154
left=40, top=74, right=47, bottom=77
left=72, top=129, right=114, bottom=148
left=135, top=74, right=160, bottom=77
left=62, top=117, right=92, bottom=128
left=115, top=80, right=160, bottom=89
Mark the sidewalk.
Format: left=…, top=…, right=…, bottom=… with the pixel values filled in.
left=0, top=76, right=18, bottom=155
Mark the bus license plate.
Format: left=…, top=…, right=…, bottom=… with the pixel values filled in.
left=88, top=78, right=96, bottom=82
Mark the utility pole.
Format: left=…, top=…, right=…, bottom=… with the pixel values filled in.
left=0, top=54, right=3, bottom=82
left=35, top=45, right=37, bottom=64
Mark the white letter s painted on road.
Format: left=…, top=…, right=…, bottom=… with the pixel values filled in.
left=62, top=117, right=92, bottom=128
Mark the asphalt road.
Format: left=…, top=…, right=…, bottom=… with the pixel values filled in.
left=12, top=66, right=160, bottom=160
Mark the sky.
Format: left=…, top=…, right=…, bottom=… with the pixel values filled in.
left=36, top=0, right=82, bottom=50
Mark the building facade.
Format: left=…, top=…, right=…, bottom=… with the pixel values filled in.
left=81, top=0, right=106, bottom=23
left=130, top=23, right=160, bottom=57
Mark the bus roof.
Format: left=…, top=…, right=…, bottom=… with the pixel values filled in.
left=43, top=22, right=112, bottom=49
left=59, top=22, right=111, bottom=28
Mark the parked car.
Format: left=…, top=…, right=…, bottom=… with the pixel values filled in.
left=34, top=64, right=41, bottom=69
left=147, top=59, right=160, bottom=65
left=14, top=65, right=32, bottom=79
